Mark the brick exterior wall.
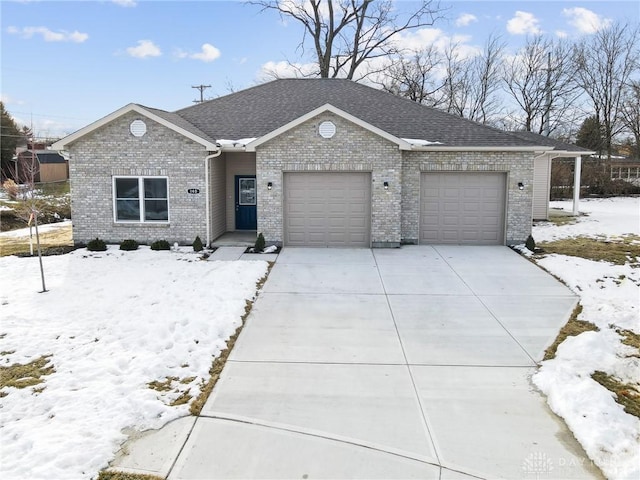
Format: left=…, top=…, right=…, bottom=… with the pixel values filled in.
left=67, top=110, right=535, bottom=248
left=256, top=112, right=403, bottom=247
left=401, top=151, right=534, bottom=245
left=67, top=112, right=209, bottom=245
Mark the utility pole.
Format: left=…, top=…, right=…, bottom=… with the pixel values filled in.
left=543, top=51, right=552, bottom=136
left=192, top=84, right=211, bottom=104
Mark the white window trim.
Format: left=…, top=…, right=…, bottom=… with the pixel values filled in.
left=113, top=176, right=170, bottom=224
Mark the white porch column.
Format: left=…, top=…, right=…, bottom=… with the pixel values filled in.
left=573, top=156, right=582, bottom=215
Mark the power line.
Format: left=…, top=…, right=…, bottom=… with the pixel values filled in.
left=192, top=85, right=211, bottom=104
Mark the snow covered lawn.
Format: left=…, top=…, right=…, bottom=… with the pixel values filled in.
left=0, top=246, right=269, bottom=479
left=527, top=197, right=640, bottom=480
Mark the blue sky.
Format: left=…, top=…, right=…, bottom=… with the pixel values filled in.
left=1, top=0, right=638, bottom=139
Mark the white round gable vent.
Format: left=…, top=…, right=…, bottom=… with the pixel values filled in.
left=130, top=119, right=147, bottom=137
left=318, top=121, right=336, bottom=139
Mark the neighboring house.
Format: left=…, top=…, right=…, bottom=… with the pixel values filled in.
left=52, top=79, right=590, bottom=248
left=15, top=150, right=69, bottom=183
left=610, top=158, right=640, bottom=186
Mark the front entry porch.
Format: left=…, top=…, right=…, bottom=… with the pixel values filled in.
left=211, top=230, right=257, bottom=247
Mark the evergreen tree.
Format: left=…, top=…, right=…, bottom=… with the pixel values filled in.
left=1, top=102, right=21, bottom=175
left=575, top=115, right=605, bottom=155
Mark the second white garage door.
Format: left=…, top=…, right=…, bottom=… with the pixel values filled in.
left=420, top=172, right=506, bottom=245
left=284, top=172, right=371, bottom=247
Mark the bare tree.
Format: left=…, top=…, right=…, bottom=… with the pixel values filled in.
left=442, top=34, right=506, bottom=124
left=620, top=81, right=640, bottom=158
left=375, top=45, right=447, bottom=106
left=3, top=149, right=48, bottom=292
left=249, top=0, right=444, bottom=79
left=573, top=23, right=640, bottom=159
left=503, top=36, right=580, bottom=135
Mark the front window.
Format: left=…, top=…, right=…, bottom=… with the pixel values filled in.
left=114, top=176, right=168, bottom=222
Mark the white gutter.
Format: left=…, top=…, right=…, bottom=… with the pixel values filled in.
left=204, top=147, right=222, bottom=247
left=408, top=145, right=551, bottom=152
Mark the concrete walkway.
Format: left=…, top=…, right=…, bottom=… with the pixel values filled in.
left=111, top=246, right=603, bottom=480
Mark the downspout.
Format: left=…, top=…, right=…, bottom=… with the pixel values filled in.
left=204, top=147, right=222, bottom=247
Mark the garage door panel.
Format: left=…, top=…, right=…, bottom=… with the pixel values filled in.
left=285, top=172, right=371, bottom=247
left=420, top=173, right=506, bottom=245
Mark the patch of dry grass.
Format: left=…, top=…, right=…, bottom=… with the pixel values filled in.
left=543, top=304, right=599, bottom=361
left=591, top=371, right=640, bottom=419
left=538, top=235, right=640, bottom=265
left=546, top=213, right=580, bottom=226
left=0, top=223, right=73, bottom=257
left=147, top=376, right=195, bottom=407
left=617, top=328, right=640, bottom=352
left=147, top=377, right=179, bottom=392
left=0, top=355, right=55, bottom=393
left=97, top=470, right=164, bottom=480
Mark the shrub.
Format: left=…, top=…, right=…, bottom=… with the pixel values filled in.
left=87, top=237, right=107, bottom=252
left=2, top=179, right=19, bottom=200
left=150, top=240, right=171, bottom=251
left=193, top=236, right=203, bottom=252
left=525, top=234, right=536, bottom=252
left=254, top=232, right=265, bottom=253
left=119, top=239, right=139, bottom=251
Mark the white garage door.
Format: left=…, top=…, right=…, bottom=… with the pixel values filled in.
left=284, top=172, right=371, bottom=247
left=420, top=172, right=506, bottom=245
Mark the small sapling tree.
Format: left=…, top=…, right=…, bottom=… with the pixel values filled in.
left=2, top=149, right=48, bottom=292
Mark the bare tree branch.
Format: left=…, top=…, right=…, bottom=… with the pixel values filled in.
left=248, top=0, right=445, bottom=79
left=573, top=23, right=640, bottom=158
left=503, top=36, right=581, bottom=135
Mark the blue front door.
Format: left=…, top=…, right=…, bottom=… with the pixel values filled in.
left=235, top=175, right=257, bottom=230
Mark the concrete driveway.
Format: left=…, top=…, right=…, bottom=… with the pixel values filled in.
left=116, top=246, right=604, bottom=479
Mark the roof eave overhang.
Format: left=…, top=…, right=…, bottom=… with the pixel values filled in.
left=534, top=149, right=596, bottom=159
left=51, top=104, right=218, bottom=151
left=408, top=145, right=550, bottom=152
left=245, top=103, right=412, bottom=152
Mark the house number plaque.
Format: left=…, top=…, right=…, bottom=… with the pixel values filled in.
left=187, top=188, right=200, bottom=194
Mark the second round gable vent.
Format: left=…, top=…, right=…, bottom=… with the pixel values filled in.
left=318, top=121, right=336, bottom=139
left=130, top=119, right=147, bottom=137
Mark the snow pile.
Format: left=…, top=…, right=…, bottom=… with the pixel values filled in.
left=535, top=197, right=640, bottom=242
left=530, top=197, right=640, bottom=480
left=0, top=247, right=268, bottom=479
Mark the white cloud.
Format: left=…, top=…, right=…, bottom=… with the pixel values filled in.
left=190, top=43, right=221, bottom=62
left=562, top=7, right=612, bottom=34
left=506, top=11, right=541, bottom=35
left=126, top=40, right=161, bottom=58
left=556, top=30, right=569, bottom=39
left=7, top=26, right=88, bottom=43
left=175, top=43, right=221, bottom=62
left=455, top=13, right=478, bottom=27
left=257, top=60, right=318, bottom=81
left=0, top=94, right=24, bottom=106
left=112, top=0, right=137, bottom=6
left=392, top=28, right=480, bottom=60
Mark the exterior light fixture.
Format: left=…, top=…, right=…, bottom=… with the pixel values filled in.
left=518, top=182, right=524, bottom=190
left=383, top=181, right=389, bottom=190
left=267, top=182, right=273, bottom=190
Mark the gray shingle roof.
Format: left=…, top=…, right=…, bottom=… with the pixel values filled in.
left=140, top=105, right=217, bottom=145
left=20, top=150, right=66, bottom=164
left=174, top=79, right=559, bottom=148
